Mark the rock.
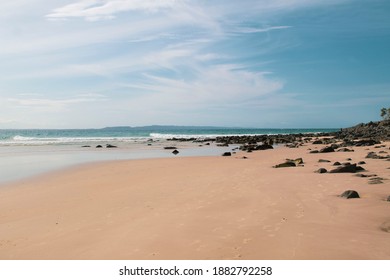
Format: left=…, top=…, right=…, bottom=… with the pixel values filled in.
left=354, top=139, right=380, bottom=146
left=329, top=164, right=365, bottom=173
left=312, top=140, right=323, bottom=144
left=316, top=168, right=328, bottom=173
left=333, top=162, right=341, bottom=166
left=81, top=145, right=91, bottom=148
left=172, top=149, right=179, bottom=155
left=368, top=177, right=384, bottom=184
left=337, top=148, right=354, bottom=152
left=274, top=158, right=303, bottom=168
left=222, top=152, right=231, bottom=156
left=96, top=145, right=103, bottom=148
left=309, top=150, right=319, bottom=154
left=366, top=151, right=390, bottom=159
left=387, top=196, right=390, bottom=202
left=318, top=159, right=331, bottom=163
left=346, top=158, right=352, bottom=161
left=340, top=190, right=360, bottom=199
left=106, top=144, right=117, bottom=148
left=319, top=146, right=335, bottom=153
left=164, top=146, right=177, bottom=150
left=358, top=161, right=366, bottom=165
left=274, top=161, right=296, bottom=168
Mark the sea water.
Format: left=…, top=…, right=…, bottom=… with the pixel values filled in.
left=0, top=126, right=337, bottom=184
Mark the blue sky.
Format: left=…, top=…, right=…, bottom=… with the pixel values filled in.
left=0, top=0, right=389, bottom=129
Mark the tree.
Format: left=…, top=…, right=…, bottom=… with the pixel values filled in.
left=381, top=107, right=390, bottom=120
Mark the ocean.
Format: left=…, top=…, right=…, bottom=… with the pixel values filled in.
left=0, top=126, right=338, bottom=184
left=0, top=126, right=338, bottom=146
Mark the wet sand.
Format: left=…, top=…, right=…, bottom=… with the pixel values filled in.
left=0, top=141, right=389, bottom=259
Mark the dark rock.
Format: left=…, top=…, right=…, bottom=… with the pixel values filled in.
left=309, top=150, right=319, bottom=154
left=172, top=149, right=179, bottom=155
left=319, top=146, right=335, bottom=153
left=316, top=168, right=328, bottom=174
left=340, top=190, right=360, bottom=199
left=318, top=159, right=331, bottom=163
left=342, top=162, right=351, bottom=166
left=337, top=148, right=354, bottom=152
left=312, top=140, right=323, bottom=144
left=387, top=196, right=390, bottom=202
left=106, top=144, right=117, bottom=148
left=96, top=145, right=103, bottom=148
left=346, top=158, right=352, bottom=161
left=354, top=139, right=380, bottom=146
left=329, top=164, right=364, bottom=173
left=81, top=145, right=91, bottom=148
left=274, top=158, right=303, bottom=168
left=333, top=162, right=341, bottom=166
left=358, top=161, right=366, bottom=165
left=222, top=152, right=231, bottom=156
left=365, top=152, right=390, bottom=159
left=164, top=146, right=177, bottom=150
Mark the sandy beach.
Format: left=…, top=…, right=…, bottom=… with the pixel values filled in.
left=0, top=140, right=389, bottom=260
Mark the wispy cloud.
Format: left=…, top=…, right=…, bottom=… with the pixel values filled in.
left=1, top=0, right=369, bottom=128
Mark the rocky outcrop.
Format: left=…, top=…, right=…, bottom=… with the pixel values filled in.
left=334, top=120, right=390, bottom=141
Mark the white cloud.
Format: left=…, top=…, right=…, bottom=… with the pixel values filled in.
left=46, top=0, right=179, bottom=20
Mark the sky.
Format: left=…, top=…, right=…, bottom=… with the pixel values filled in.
left=0, top=0, right=389, bottom=129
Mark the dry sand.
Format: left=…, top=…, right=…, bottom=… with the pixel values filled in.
left=0, top=141, right=389, bottom=260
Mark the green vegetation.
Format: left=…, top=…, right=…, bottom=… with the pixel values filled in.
left=380, top=107, right=390, bottom=120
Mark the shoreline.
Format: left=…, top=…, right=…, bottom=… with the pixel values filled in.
left=0, top=140, right=240, bottom=185
left=0, top=139, right=389, bottom=259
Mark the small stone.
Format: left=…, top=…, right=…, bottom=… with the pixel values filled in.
left=358, top=161, right=366, bottom=165
left=333, top=161, right=341, bottom=166
left=172, top=149, right=179, bottom=155
left=96, top=145, right=103, bottom=148
left=318, top=159, right=331, bottom=163
left=222, top=152, right=231, bottom=156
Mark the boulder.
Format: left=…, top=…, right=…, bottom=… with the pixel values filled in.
left=319, top=146, right=335, bottom=153
left=172, top=149, right=179, bottom=155
left=340, top=190, right=360, bottom=199
left=329, top=164, right=365, bottom=173
left=333, top=162, right=341, bottom=166
left=96, top=145, right=103, bottom=148
left=222, top=152, right=231, bottom=157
